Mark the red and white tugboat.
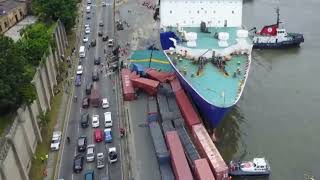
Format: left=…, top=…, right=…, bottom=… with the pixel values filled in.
left=229, top=157, right=271, bottom=177
left=250, top=8, right=304, bottom=49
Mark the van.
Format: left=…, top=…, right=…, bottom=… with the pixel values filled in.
left=86, top=6, right=91, bottom=13
left=84, top=170, right=94, bottom=180
left=92, top=70, right=99, bottom=81
left=104, top=112, right=112, bottom=127
left=79, top=46, right=85, bottom=58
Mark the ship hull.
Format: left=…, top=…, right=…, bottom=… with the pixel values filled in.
left=253, top=41, right=302, bottom=49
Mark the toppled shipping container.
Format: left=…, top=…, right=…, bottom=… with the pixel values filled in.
left=157, top=93, right=170, bottom=114
left=121, top=69, right=136, bottom=101
left=192, top=124, right=229, bottom=180
left=194, top=159, right=216, bottom=180
left=148, top=96, right=158, bottom=114
left=146, top=68, right=175, bottom=82
left=174, top=89, right=201, bottom=130
left=149, top=121, right=170, bottom=164
left=162, top=120, right=175, bottom=133
left=131, top=77, right=160, bottom=96
left=172, top=118, right=185, bottom=129
left=170, top=77, right=182, bottom=92
left=165, top=131, right=193, bottom=180
left=176, top=126, right=200, bottom=166
left=159, top=162, right=175, bottom=180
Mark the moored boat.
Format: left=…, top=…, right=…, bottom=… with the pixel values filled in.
left=229, top=158, right=271, bottom=176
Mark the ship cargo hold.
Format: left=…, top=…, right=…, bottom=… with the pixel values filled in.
left=165, top=131, right=193, bottom=180
left=194, top=159, right=216, bottom=180
left=192, top=124, right=229, bottom=180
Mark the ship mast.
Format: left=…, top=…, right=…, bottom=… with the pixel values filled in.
left=276, top=7, right=280, bottom=26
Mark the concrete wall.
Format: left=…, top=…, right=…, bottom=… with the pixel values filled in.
left=0, top=21, right=67, bottom=180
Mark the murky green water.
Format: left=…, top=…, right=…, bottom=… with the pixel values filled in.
left=217, top=0, right=320, bottom=179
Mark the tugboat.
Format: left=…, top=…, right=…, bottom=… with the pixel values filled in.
left=229, top=157, right=271, bottom=176
left=250, top=8, right=304, bottom=49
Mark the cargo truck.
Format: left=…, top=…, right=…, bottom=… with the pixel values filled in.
left=90, top=83, right=100, bottom=107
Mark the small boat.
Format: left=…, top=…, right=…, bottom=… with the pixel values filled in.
left=250, top=8, right=304, bottom=49
left=229, top=157, right=271, bottom=176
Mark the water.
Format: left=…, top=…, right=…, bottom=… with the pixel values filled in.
left=217, top=0, right=320, bottom=179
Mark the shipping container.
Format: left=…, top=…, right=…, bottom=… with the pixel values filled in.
left=121, top=69, right=135, bottom=101
left=146, top=68, right=175, bottom=82
left=194, top=159, right=215, bottom=180
left=90, top=82, right=100, bottom=107
left=149, top=121, right=170, bottom=164
left=192, top=124, right=229, bottom=180
left=165, top=131, right=193, bottom=180
left=170, top=77, right=182, bottom=92
left=157, top=94, right=170, bottom=113
left=147, top=113, right=158, bottom=122
left=159, top=162, right=175, bottom=180
left=176, top=126, right=200, bottom=167
left=172, top=118, right=185, bottom=129
left=174, top=90, right=201, bottom=130
left=148, top=96, right=158, bottom=114
left=167, top=95, right=180, bottom=113
left=158, top=83, right=174, bottom=96
left=131, top=77, right=160, bottom=96
left=161, top=111, right=181, bottom=122
left=161, top=120, right=175, bottom=133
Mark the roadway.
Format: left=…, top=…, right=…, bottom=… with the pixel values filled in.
left=57, top=0, right=124, bottom=179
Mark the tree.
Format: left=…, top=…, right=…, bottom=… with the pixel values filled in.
left=0, top=35, right=36, bottom=113
left=32, top=0, right=77, bottom=32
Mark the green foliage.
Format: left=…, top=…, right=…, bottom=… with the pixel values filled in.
left=38, top=110, right=49, bottom=127
left=32, top=0, right=78, bottom=32
left=0, top=35, right=36, bottom=113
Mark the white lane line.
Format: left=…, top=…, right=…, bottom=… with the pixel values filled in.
left=71, top=174, right=74, bottom=180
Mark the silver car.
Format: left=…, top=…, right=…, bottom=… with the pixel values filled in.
left=86, top=144, right=95, bottom=162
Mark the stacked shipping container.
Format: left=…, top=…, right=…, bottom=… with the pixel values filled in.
left=149, top=121, right=170, bottom=164
left=194, top=159, right=216, bottom=180
left=121, top=69, right=136, bottom=101
left=147, top=96, right=159, bottom=122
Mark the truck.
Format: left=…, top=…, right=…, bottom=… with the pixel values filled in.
left=96, top=152, right=105, bottom=169
left=90, top=83, right=100, bottom=107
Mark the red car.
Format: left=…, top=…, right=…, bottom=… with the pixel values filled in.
left=94, top=129, right=103, bottom=142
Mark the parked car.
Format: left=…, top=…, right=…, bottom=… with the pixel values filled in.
left=77, top=65, right=83, bottom=75
left=101, top=98, right=109, bottom=108
left=86, top=15, right=91, bottom=19
left=85, top=27, right=91, bottom=34
left=85, top=82, right=93, bottom=95
left=92, top=115, right=100, bottom=128
left=107, top=39, right=114, bottom=47
left=50, top=131, right=62, bottom=151
left=75, top=75, right=81, bottom=86
left=102, top=1, right=106, bottom=6
left=94, top=57, right=101, bottom=65
left=92, top=70, right=99, bottom=81
left=104, top=128, right=112, bottom=143
left=83, top=36, right=89, bottom=43
left=86, top=144, right=95, bottom=162
left=90, top=39, right=96, bottom=47
left=94, top=129, right=103, bottom=142
left=98, top=31, right=103, bottom=36
left=99, top=21, right=104, bottom=27
left=81, top=113, right=89, bottom=128
left=77, top=136, right=87, bottom=152
left=82, top=97, right=90, bottom=108
left=73, top=154, right=84, bottom=173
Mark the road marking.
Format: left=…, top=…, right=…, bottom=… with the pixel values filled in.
left=71, top=174, right=74, bottom=180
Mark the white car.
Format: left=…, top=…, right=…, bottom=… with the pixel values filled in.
left=83, top=36, right=89, bottom=43
left=50, top=131, right=62, bottom=151
left=108, top=147, right=118, bottom=164
left=76, top=65, right=83, bottom=75
left=86, top=144, right=95, bottom=162
left=85, top=27, right=91, bottom=34
left=102, top=98, right=109, bottom=108
left=96, top=152, right=105, bottom=168
left=92, top=115, right=100, bottom=128
left=85, top=24, right=90, bottom=28
left=107, top=39, right=114, bottom=47
left=102, top=1, right=106, bottom=6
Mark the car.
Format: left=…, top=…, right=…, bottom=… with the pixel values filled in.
left=84, top=170, right=94, bottom=180
left=100, top=176, right=110, bottom=180
left=50, top=131, right=62, bottom=151
left=94, top=57, right=101, bottom=65
left=102, top=1, right=106, bottom=6
left=99, top=21, right=104, bottom=27
left=85, top=24, right=90, bottom=28
left=107, top=39, right=114, bottom=47
left=90, top=39, right=96, bottom=47
left=92, top=115, right=100, bottom=128
left=98, top=31, right=103, bottom=36
left=75, top=74, right=81, bottom=86
left=101, top=98, right=109, bottom=108
left=86, top=144, right=95, bottom=162
left=73, top=154, right=84, bottom=173
left=81, top=113, right=89, bottom=128
left=107, top=147, right=117, bottom=164
left=87, top=0, right=91, bottom=4
left=83, top=36, right=89, bottom=43
left=94, top=129, right=104, bottom=142
left=96, top=152, right=105, bottom=169
left=104, top=128, right=112, bottom=143
left=92, top=70, right=99, bottom=81
left=86, top=15, right=91, bottom=19
left=76, top=65, right=83, bottom=75
left=104, top=112, right=112, bottom=127
left=85, top=82, right=92, bottom=95
left=82, top=97, right=90, bottom=108
left=85, top=27, right=90, bottom=34
left=77, top=136, right=87, bottom=152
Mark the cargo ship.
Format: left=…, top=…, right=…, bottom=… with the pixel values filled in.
left=159, top=0, right=252, bottom=127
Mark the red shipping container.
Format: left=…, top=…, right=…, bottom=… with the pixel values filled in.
left=192, top=124, right=229, bottom=180
left=165, top=131, right=193, bottom=180
left=145, top=68, right=175, bottom=82
left=170, top=77, right=182, bottom=92
left=194, top=159, right=215, bottom=180
left=121, top=69, right=135, bottom=101
left=131, top=77, right=160, bottom=96
left=174, top=89, right=201, bottom=130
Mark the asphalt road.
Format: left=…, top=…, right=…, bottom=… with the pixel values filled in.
left=57, top=0, right=124, bottom=179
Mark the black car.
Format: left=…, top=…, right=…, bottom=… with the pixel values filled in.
left=92, top=71, right=99, bottom=81
left=87, top=15, right=91, bottom=19
left=98, top=31, right=103, bottom=36
left=94, top=57, right=101, bottom=65
left=82, top=97, right=90, bottom=108
left=85, top=82, right=92, bottom=95
left=80, top=113, right=89, bottom=128
left=73, top=154, right=84, bottom=173
left=77, top=136, right=87, bottom=152
left=99, top=21, right=104, bottom=27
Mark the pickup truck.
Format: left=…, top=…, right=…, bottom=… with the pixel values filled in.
left=96, top=152, right=105, bottom=168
